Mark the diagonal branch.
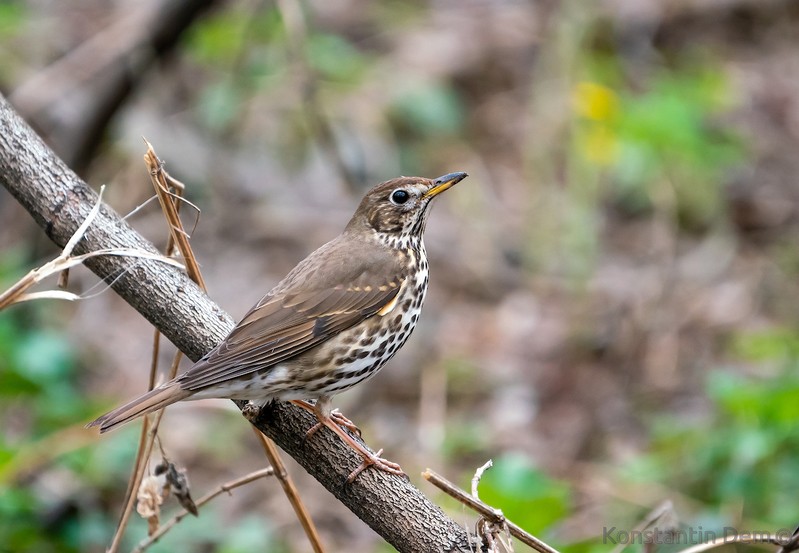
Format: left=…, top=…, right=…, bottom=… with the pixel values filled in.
left=0, top=93, right=473, bottom=553
left=9, top=0, right=216, bottom=174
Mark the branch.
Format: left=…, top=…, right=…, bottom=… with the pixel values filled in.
left=676, top=533, right=787, bottom=553
left=8, top=0, right=216, bottom=174
left=0, top=93, right=473, bottom=552
left=424, top=469, right=556, bottom=553
left=133, top=467, right=276, bottom=552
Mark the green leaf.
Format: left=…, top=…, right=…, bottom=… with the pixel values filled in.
left=729, top=328, right=799, bottom=363
left=307, top=33, right=368, bottom=83
left=0, top=2, right=26, bottom=38
left=12, top=330, right=74, bottom=381
left=390, top=83, right=465, bottom=136
left=477, top=454, right=571, bottom=535
left=197, top=80, right=243, bottom=132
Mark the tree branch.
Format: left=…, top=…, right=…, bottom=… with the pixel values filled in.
left=9, top=0, right=216, bottom=174
left=0, top=93, right=474, bottom=552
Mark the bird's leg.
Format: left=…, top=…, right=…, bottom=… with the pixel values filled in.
left=300, top=396, right=405, bottom=483
left=291, top=400, right=362, bottom=437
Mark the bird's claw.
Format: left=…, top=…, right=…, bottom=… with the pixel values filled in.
left=304, top=407, right=361, bottom=439
left=347, top=448, right=406, bottom=483
left=305, top=421, right=323, bottom=439
left=329, top=408, right=362, bottom=437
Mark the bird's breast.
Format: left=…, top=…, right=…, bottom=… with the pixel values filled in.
left=292, top=255, right=429, bottom=399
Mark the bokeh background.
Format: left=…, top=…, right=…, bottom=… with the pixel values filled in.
left=2, top=0, right=799, bottom=551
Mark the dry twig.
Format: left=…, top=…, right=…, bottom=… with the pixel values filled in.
left=108, top=415, right=159, bottom=553
left=252, top=428, right=326, bottom=553
left=471, top=459, right=493, bottom=500
left=777, top=528, right=799, bottom=553
left=0, top=185, right=182, bottom=310
left=423, top=468, right=560, bottom=553
left=608, top=501, right=677, bottom=553
left=143, top=141, right=205, bottom=288
left=676, top=533, right=787, bottom=553
left=107, top=145, right=204, bottom=553
left=132, top=467, right=276, bottom=553
left=468, top=460, right=513, bottom=553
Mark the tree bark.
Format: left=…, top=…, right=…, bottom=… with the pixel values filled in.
left=0, top=93, right=474, bottom=552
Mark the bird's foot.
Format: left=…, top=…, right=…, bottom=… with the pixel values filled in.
left=294, top=397, right=403, bottom=483
left=347, top=448, right=405, bottom=483
left=241, top=401, right=262, bottom=422
left=291, top=400, right=362, bottom=438
left=306, top=408, right=362, bottom=439
left=329, top=409, right=362, bottom=437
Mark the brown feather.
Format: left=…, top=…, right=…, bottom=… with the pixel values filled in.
left=170, top=228, right=407, bottom=392
left=87, top=381, right=191, bottom=433
left=179, top=285, right=400, bottom=390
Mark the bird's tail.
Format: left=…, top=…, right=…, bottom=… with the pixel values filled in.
left=87, top=381, right=191, bottom=433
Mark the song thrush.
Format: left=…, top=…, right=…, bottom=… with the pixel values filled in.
left=89, top=171, right=467, bottom=481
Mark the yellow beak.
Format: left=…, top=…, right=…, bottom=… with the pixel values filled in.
left=424, top=172, right=468, bottom=199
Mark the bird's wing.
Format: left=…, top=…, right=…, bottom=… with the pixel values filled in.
left=179, top=283, right=401, bottom=391
left=179, top=246, right=404, bottom=391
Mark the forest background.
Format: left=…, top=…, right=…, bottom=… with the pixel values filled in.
left=2, top=1, right=799, bottom=551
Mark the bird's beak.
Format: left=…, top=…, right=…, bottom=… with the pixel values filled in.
left=424, top=172, right=468, bottom=199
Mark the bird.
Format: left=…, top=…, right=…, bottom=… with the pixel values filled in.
left=88, top=171, right=467, bottom=482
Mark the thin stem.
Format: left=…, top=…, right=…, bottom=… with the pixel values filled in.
left=252, top=428, right=326, bottom=553
left=132, top=467, right=275, bottom=553
left=609, top=501, right=675, bottom=553
left=423, top=468, right=560, bottom=553
left=677, top=534, right=784, bottom=553
left=108, top=414, right=159, bottom=553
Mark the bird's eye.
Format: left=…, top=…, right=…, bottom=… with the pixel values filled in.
left=390, top=189, right=410, bottom=205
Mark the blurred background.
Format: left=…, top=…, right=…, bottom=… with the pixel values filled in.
left=2, top=0, right=799, bottom=551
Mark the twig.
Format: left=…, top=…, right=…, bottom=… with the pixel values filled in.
left=471, top=459, right=493, bottom=500
left=109, top=144, right=202, bottom=553
left=132, top=467, right=276, bottom=553
left=609, top=500, right=676, bottom=553
left=423, top=468, right=560, bottom=553
left=776, top=527, right=799, bottom=553
left=107, top=414, right=158, bottom=553
left=145, top=142, right=324, bottom=552
left=676, top=533, right=785, bottom=553
left=469, top=460, right=511, bottom=553
left=0, top=186, right=182, bottom=310
left=108, top=145, right=185, bottom=552
left=252, top=428, right=326, bottom=553
left=143, top=140, right=205, bottom=289
left=0, top=185, right=105, bottom=309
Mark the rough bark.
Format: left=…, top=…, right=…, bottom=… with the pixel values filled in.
left=0, top=94, right=474, bottom=552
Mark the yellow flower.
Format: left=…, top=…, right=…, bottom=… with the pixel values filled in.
left=573, top=82, right=618, bottom=121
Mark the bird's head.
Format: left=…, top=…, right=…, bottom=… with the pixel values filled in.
left=346, top=172, right=468, bottom=241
